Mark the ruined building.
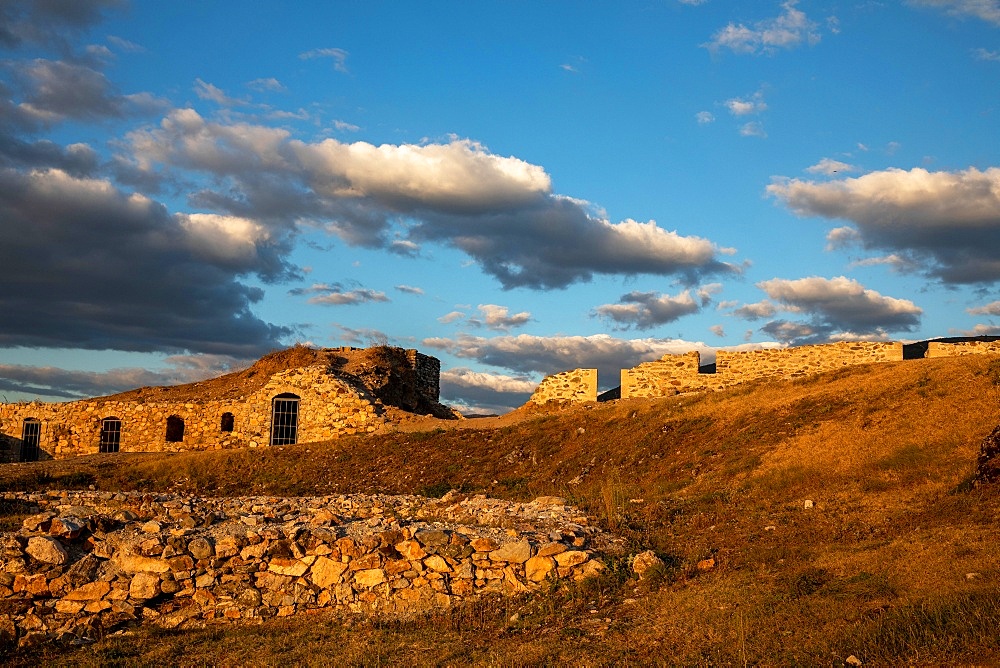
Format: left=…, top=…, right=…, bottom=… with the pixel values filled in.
left=0, top=346, right=449, bottom=462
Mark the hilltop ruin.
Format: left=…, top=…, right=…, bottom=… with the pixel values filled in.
left=0, top=346, right=454, bottom=462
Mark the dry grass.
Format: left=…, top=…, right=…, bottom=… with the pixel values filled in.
left=4, top=355, right=1000, bottom=665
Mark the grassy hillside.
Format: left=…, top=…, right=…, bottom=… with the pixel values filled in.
left=5, top=355, right=1000, bottom=665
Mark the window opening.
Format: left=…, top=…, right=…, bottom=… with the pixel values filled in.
left=270, top=394, right=299, bottom=446
left=99, top=418, right=121, bottom=453
left=165, top=415, right=185, bottom=443
left=220, top=412, right=235, bottom=432
left=21, top=418, right=41, bottom=462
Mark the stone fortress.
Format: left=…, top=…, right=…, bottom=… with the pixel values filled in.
left=0, top=346, right=450, bottom=463
left=4, top=339, right=1000, bottom=462
left=529, top=339, right=1000, bottom=404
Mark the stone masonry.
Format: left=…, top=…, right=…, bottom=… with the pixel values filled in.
left=0, top=490, right=610, bottom=648
left=620, top=342, right=904, bottom=400
left=529, top=369, right=598, bottom=404
left=0, top=346, right=446, bottom=462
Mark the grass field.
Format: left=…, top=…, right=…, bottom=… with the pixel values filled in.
left=4, top=355, right=1000, bottom=665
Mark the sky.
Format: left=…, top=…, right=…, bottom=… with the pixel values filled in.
left=1, top=0, right=999, bottom=414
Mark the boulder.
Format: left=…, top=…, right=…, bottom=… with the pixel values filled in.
left=129, top=572, right=161, bottom=600
left=525, top=555, right=556, bottom=582
left=631, top=550, right=665, bottom=578
left=25, top=536, right=67, bottom=565
left=491, top=540, right=532, bottom=564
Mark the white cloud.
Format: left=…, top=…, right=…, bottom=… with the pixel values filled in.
left=909, top=0, right=1000, bottom=26
left=299, top=47, right=349, bottom=72
left=704, top=1, right=821, bottom=55
left=395, top=284, right=424, bottom=295
left=594, top=290, right=701, bottom=330
left=768, top=167, right=1000, bottom=284
left=177, top=213, right=270, bottom=264
left=696, top=111, right=716, bottom=124
left=732, top=300, right=778, bottom=320
left=974, top=48, right=1000, bottom=61
left=438, top=311, right=466, bottom=324
left=756, top=275, right=922, bottom=340
left=806, top=158, right=857, bottom=175
left=968, top=301, right=1000, bottom=316
left=472, top=304, right=533, bottom=331
left=247, top=77, right=286, bottom=92
left=825, top=225, right=861, bottom=250
left=740, top=121, right=767, bottom=137
left=710, top=324, right=726, bottom=337
left=194, top=79, right=248, bottom=107
left=725, top=92, right=767, bottom=116
left=289, top=283, right=389, bottom=306
left=333, top=120, right=360, bottom=132
left=125, top=110, right=740, bottom=289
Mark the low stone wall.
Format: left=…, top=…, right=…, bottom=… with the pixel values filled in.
left=715, top=341, right=904, bottom=383
left=927, top=341, right=1000, bottom=358
left=406, top=350, right=441, bottom=402
left=0, top=365, right=386, bottom=460
left=0, top=491, right=609, bottom=649
left=529, top=369, right=597, bottom=404
left=621, top=351, right=707, bottom=399
left=618, top=342, right=905, bottom=400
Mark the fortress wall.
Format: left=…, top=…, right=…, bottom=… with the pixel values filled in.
left=530, top=369, right=597, bottom=404
left=406, top=350, right=441, bottom=402
left=716, top=342, right=904, bottom=383
left=620, top=351, right=705, bottom=399
left=0, top=364, right=388, bottom=460
left=927, top=341, right=1000, bottom=357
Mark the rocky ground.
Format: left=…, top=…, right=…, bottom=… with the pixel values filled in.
left=0, top=489, right=618, bottom=649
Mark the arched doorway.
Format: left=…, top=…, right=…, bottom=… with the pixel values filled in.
left=270, top=393, right=299, bottom=446
left=220, top=412, right=235, bottom=432
left=165, top=415, right=185, bottom=443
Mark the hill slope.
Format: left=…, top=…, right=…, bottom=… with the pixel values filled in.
left=5, top=355, right=1000, bottom=665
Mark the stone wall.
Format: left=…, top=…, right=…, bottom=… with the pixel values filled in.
left=0, top=490, right=608, bottom=648
left=715, top=341, right=904, bottom=384
left=406, top=350, right=441, bottom=402
left=620, top=351, right=708, bottom=399
left=0, top=364, right=386, bottom=461
left=927, top=341, right=1000, bottom=357
left=529, top=369, right=597, bottom=404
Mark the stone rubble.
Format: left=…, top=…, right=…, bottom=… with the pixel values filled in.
left=0, top=489, right=613, bottom=648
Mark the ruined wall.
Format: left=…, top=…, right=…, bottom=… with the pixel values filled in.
left=620, top=351, right=712, bottom=399
left=0, top=364, right=386, bottom=460
left=617, top=342, right=905, bottom=400
left=406, top=350, right=441, bottom=402
left=0, top=491, right=607, bottom=648
left=927, top=341, right=1000, bottom=358
left=529, top=369, right=597, bottom=404
left=715, top=341, right=904, bottom=383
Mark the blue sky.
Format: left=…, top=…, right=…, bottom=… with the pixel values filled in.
left=1, top=0, right=999, bottom=413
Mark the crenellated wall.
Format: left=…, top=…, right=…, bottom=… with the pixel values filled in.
left=530, top=369, right=597, bottom=404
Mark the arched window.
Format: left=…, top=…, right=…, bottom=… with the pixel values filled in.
left=99, top=417, right=121, bottom=453
left=165, top=415, right=185, bottom=443
left=270, top=393, right=299, bottom=446
left=21, top=418, right=41, bottom=462
left=220, top=412, right=235, bottom=432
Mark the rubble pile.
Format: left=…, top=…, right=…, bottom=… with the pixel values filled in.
left=0, top=490, right=610, bottom=648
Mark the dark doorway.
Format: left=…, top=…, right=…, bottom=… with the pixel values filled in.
left=21, top=418, right=40, bottom=462
left=220, top=412, right=235, bottom=432
left=165, top=415, right=185, bottom=443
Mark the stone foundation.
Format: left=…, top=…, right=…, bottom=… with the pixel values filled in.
left=0, top=491, right=609, bottom=648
